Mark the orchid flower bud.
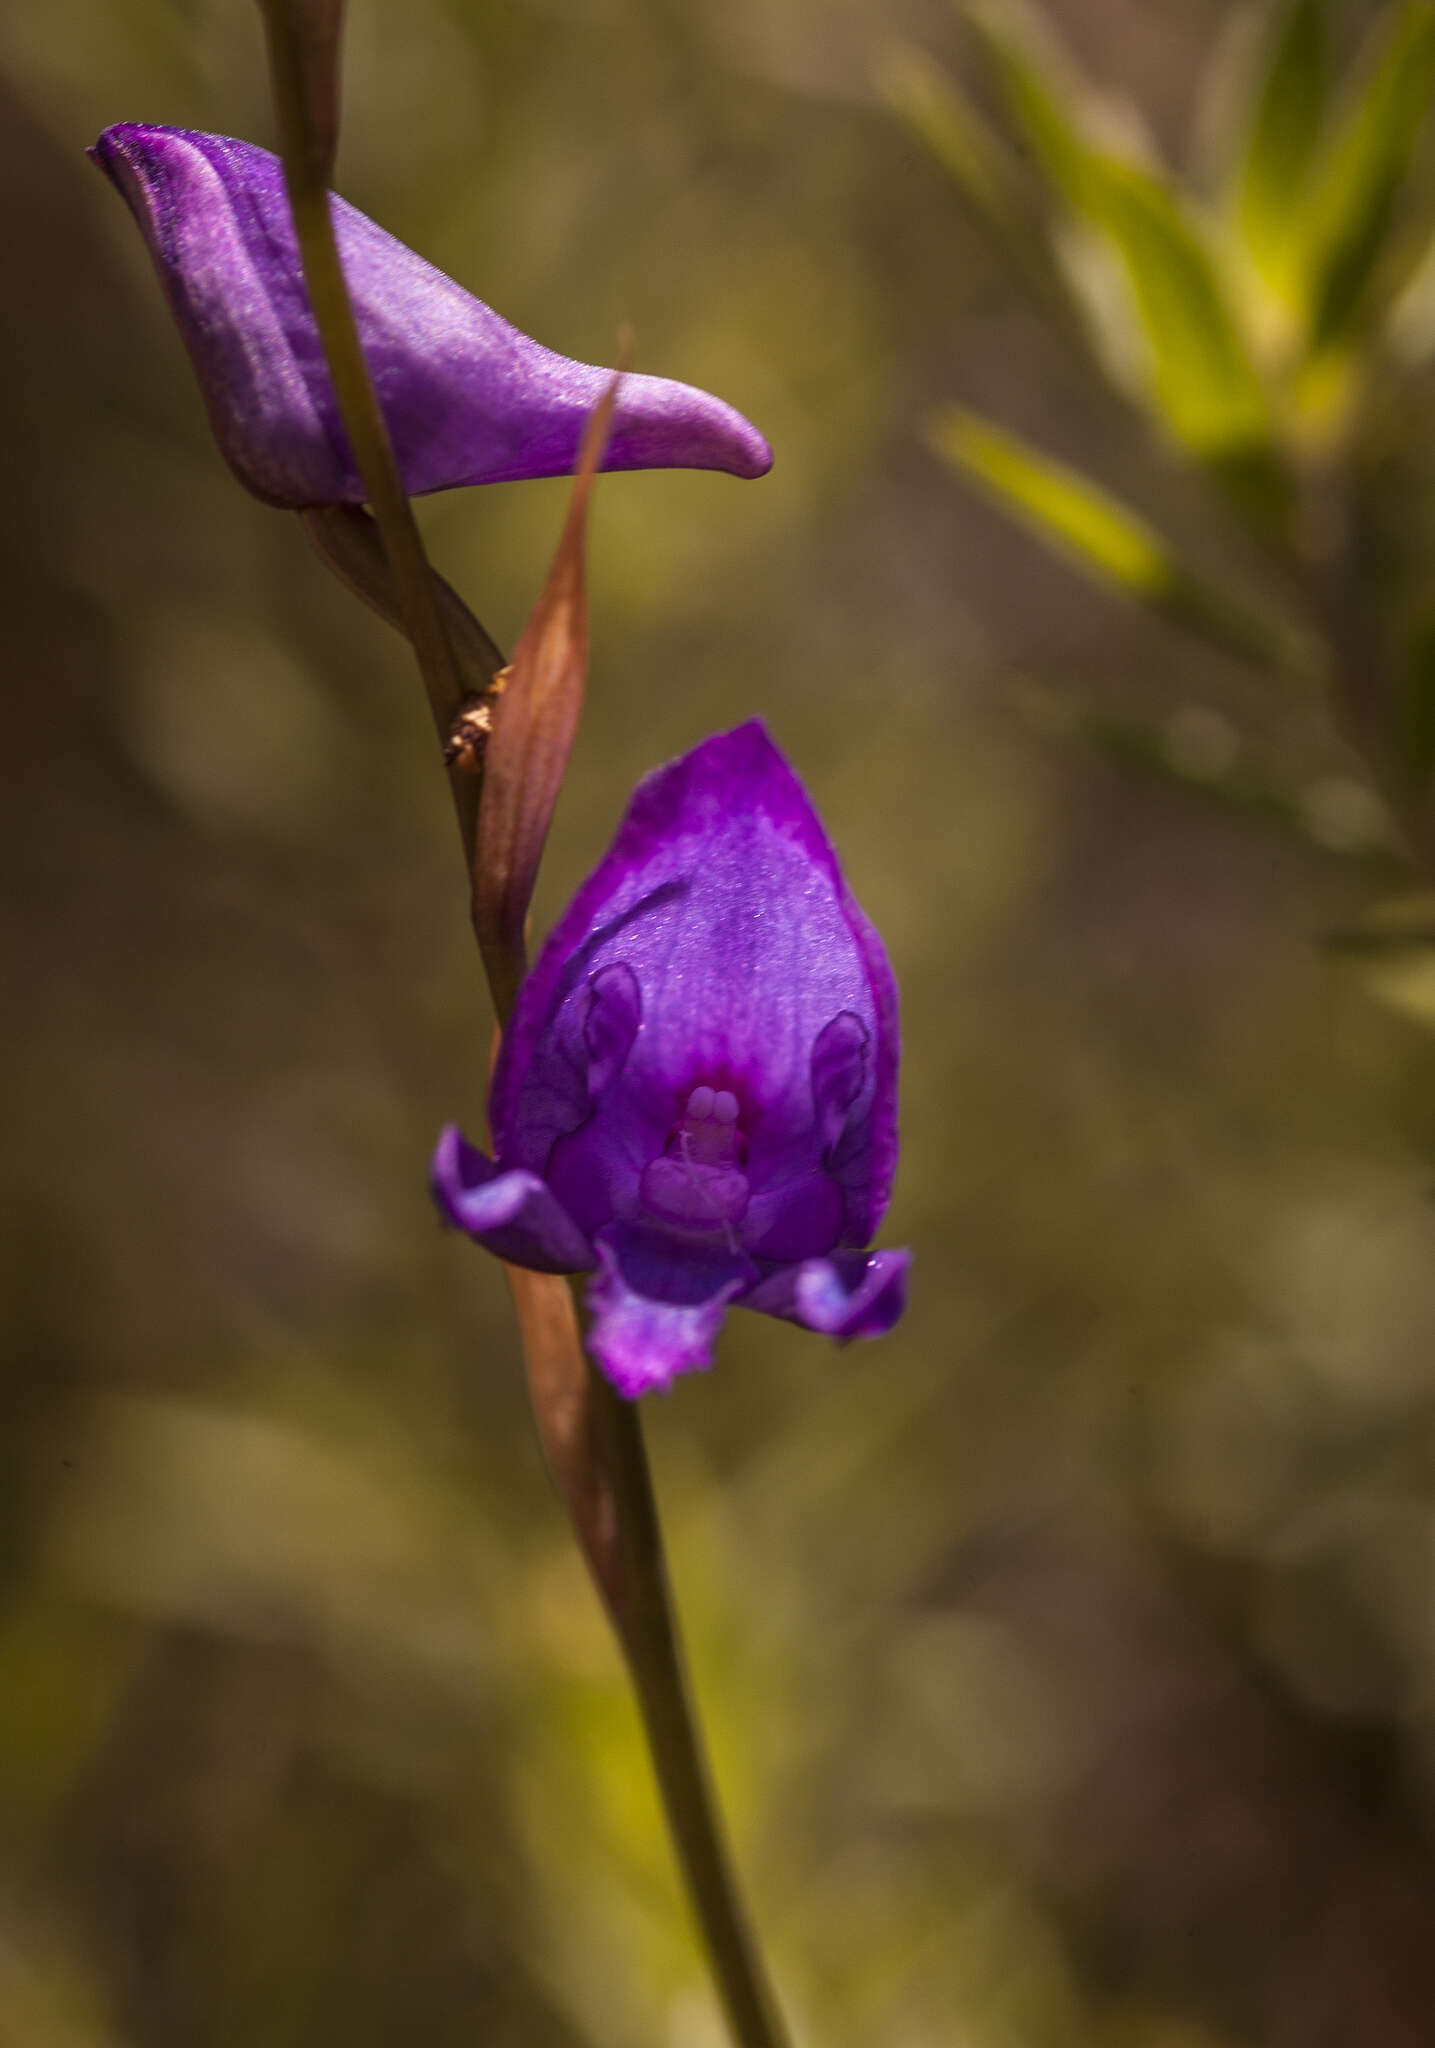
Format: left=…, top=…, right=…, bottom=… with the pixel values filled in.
left=90, top=125, right=772, bottom=509
left=432, top=721, right=909, bottom=1397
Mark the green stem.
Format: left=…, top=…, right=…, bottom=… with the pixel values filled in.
left=256, top=19, right=789, bottom=2042
left=258, top=4, right=478, bottom=856
left=591, top=1369, right=792, bottom=2048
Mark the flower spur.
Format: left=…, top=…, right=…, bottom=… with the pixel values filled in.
left=90, top=124, right=772, bottom=509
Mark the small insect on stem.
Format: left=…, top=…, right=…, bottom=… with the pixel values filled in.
left=443, top=667, right=511, bottom=773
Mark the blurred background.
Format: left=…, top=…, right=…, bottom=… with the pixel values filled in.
left=6, top=1, right=1435, bottom=2043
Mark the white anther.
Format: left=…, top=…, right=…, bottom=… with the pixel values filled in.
left=686, top=1085, right=716, bottom=1121
left=712, top=1090, right=740, bottom=1124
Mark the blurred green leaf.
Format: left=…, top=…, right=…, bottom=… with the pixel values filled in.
left=883, top=27, right=1143, bottom=396
left=1386, top=221, right=1435, bottom=362
left=1305, top=0, right=1435, bottom=347
left=1228, top=0, right=1331, bottom=314
left=966, top=0, right=1093, bottom=211
left=1324, top=892, right=1435, bottom=1027
left=1079, top=707, right=1294, bottom=834
left=878, top=43, right=1021, bottom=233
left=968, top=0, right=1279, bottom=500
left=1325, top=893, right=1435, bottom=954
left=1094, top=161, right=1276, bottom=476
left=930, top=404, right=1294, bottom=667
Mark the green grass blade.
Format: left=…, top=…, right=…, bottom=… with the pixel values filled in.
left=1093, top=160, right=1273, bottom=471
left=1306, top=0, right=1435, bottom=347
left=967, top=0, right=1278, bottom=497
left=929, top=405, right=1295, bottom=667
left=966, top=0, right=1098, bottom=215
left=878, top=43, right=1022, bottom=231
left=1229, top=0, right=1331, bottom=308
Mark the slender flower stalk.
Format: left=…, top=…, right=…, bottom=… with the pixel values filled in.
left=240, top=8, right=797, bottom=2043
left=591, top=1371, right=791, bottom=2048
left=255, top=1, right=470, bottom=842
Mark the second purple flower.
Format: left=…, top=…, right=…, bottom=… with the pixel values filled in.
left=433, top=721, right=909, bottom=1398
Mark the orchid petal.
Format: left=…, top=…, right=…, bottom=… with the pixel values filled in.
left=430, top=1125, right=593, bottom=1273
left=90, top=125, right=773, bottom=508
left=586, top=1227, right=752, bottom=1397
left=744, top=1248, right=912, bottom=1341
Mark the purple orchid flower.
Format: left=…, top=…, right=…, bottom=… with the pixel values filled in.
left=431, top=721, right=909, bottom=1397
left=89, top=125, right=772, bottom=509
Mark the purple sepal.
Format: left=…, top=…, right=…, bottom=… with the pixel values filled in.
left=89, top=125, right=773, bottom=508
left=744, top=1247, right=912, bottom=1342
left=586, top=1227, right=753, bottom=1397
left=430, top=1125, right=594, bottom=1274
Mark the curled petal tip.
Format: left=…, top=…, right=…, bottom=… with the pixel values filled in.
left=606, top=382, right=773, bottom=482
left=90, top=123, right=773, bottom=505
left=795, top=1248, right=911, bottom=1342
left=744, top=1248, right=911, bottom=1341
left=429, top=1125, right=594, bottom=1274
